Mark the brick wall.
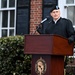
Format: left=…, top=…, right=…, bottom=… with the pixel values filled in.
left=30, top=0, right=42, bottom=34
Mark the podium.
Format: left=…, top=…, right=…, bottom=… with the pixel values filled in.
left=24, top=35, right=74, bottom=75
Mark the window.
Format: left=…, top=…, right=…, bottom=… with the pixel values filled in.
left=66, top=0, right=74, bottom=4
left=0, top=0, right=17, bottom=37
left=65, top=0, right=75, bottom=28
left=67, top=6, right=75, bottom=26
left=1, top=0, right=7, bottom=8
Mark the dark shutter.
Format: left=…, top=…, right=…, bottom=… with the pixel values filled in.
left=42, top=0, right=58, bottom=33
left=16, top=0, right=30, bottom=35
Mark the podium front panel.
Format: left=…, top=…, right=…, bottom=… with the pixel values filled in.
left=24, top=35, right=53, bottom=54
left=24, top=35, right=74, bottom=55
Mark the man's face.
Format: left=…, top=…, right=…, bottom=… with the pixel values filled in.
left=50, top=9, right=60, bottom=20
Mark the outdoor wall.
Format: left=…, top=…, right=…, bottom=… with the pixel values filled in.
left=30, top=0, right=42, bottom=34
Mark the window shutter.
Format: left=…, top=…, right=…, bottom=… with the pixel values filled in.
left=16, top=0, right=30, bottom=35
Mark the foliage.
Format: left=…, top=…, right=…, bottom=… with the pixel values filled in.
left=0, top=36, right=32, bottom=75
left=66, top=56, right=75, bottom=75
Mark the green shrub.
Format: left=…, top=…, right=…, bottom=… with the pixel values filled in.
left=0, top=36, right=32, bottom=75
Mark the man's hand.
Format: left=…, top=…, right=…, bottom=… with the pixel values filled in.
left=68, top=37, right=74, bottom=44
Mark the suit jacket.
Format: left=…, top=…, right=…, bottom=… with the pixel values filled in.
left=37, top=17, right=75, bottom=41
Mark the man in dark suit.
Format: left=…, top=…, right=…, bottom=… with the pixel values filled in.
left=37, top=5, right=75, bottom=44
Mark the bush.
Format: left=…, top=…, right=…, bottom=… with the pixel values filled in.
left=0, top=36, right=32, bottom=75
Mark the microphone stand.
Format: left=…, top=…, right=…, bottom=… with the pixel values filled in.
left=30, top=16, right=50, bottom=35
left=30, top=23, right=42, bottom=35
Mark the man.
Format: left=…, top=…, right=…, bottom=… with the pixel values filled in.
left=37, top=5, right=75, bottom=44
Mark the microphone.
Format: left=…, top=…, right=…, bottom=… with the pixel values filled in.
left=41, top=16, right=50, bottom=24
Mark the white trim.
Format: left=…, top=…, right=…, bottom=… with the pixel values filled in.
left=58, top=0, right=66, bottom=18
left=0, top=8, right=15, bottom=11
left=0, top=0, right=1, bottom=8
left=0, top=12, right=2, bottom=37
left=7, top=0, right=9, bottom=8
left=65, top=4, right=75, bottom=6
left=14, top=0, right=17, bottom=36
left=1, top=28, right=15, bottom=29
left=8, top=11, right=10, bottom=36
left=0, top=12, right=1, bottom=37
left=0, top=0, right=17, bottom=37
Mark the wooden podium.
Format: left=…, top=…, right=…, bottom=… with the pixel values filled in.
left=24, top=35, right=74, bottom=75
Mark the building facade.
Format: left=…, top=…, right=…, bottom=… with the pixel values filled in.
left=0, top=0, right=75, bottom=74
left=0, top=0, right=75, bottom=37
left=0, top=0, right=58, bottom=37
left=0, top=0, right=75, bottom=58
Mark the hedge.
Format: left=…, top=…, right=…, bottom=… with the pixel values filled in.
left=0, top=36, right=32, bottom=75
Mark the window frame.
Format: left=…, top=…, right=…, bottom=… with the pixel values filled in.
left=0, top=0, right=17, bottom=37
left=64, top=0, right=75, bottom=28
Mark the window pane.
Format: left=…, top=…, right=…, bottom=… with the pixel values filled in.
left=1, top=0, right=7, bottom=8
left=67, top=6, right=75, bottom=25
left=2, top=30, right=7, bottom=37
left=9, top=29, right=14, bottom=36
left=2, top=11, right=8, bottom=27
left=9, top=0, right=15, bottom=7
left=66, top=0, right=74, bottom=4
left=10, top=10, right=14, bottom=27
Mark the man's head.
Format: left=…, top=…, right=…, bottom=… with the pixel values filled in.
left=50, top=6, right=60, bottom=20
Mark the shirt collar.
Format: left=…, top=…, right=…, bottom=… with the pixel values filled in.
left=53, top=17, right=60, bottom=24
